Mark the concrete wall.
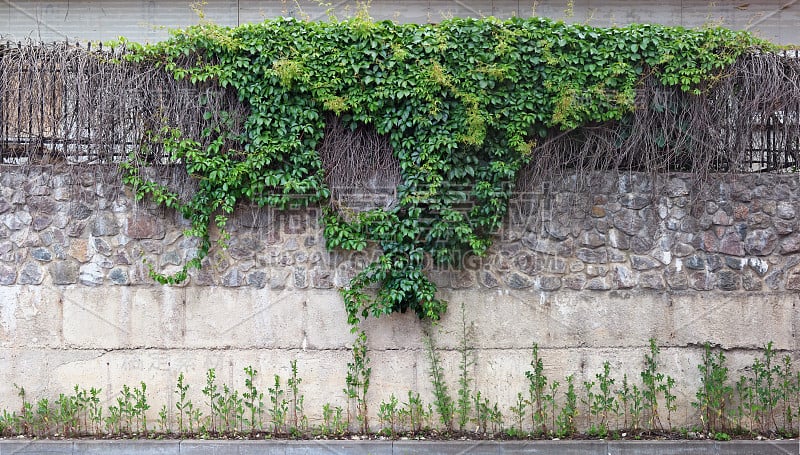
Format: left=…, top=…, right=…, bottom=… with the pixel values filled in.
left=1, top=0, right=799, bottom=45
left=0, top=165, right=797, bottom=430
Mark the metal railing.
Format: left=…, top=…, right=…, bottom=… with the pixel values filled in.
left=1, top=42, right=798, bottom=175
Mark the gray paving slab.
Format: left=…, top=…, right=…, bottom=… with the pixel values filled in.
left=1, top=438, right=799, bottom=454
left=392, top=440, right=608, bottom=454
left=0, top=440, right=73, bottom=455
left=180, top=440, right=286, bottom=455
left=716, top=440, right=799, bottom=455
left=608, top=440, right=718, bottom=455
left=74, top=440, right=181, bottom=455
left=284, top=439, right=392, bottom=455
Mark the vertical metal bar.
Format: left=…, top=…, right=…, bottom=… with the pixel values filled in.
left=86, top=41, right=92, bottom=161
left=0, top=41, right=6, bottom=162
left=27, top=45, right=35, bottom=159
left=51, top=45, right=58, bottom=159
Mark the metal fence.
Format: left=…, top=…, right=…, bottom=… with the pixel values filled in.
left=0, top=40, right=243, bottom=166
left=1, top=42, right=799, bottom=175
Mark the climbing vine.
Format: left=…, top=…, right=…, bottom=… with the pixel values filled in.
left=119, top=15, right=769, bottom=325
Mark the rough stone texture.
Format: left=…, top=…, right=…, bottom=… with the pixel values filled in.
left=0, top=167, right=799, bottom=432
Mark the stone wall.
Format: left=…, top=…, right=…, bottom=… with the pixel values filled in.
left=0, top=165, right=798, bottom=430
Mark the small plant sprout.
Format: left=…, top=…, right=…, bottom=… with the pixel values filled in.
left=378, top=394, right=399, bottom=437
left=525, top=342, right=548, bottom=435
left=288, top=360, right=307, bottom=433
left=456, top=301, right=474, bottom=432
left=345, top=330, right=372, bottom=434
left=175, top=373, right=191, bottom=435
left=243, top=366, right=265, bottom=434
left=424, top=331, right=453, bottom=431
left=158, top=405, right=169, bottom=433
left=402, top=391, right=425, bottom=434
left=693, top=342, right=731, bottom=435
left=133, top=382, right=150, bottom=435
left=509, top=392, right=528, bottom=436
left=641, top=338, right=665, bottom=433
left=202, top=368, right=221, bottom=434
left=556, top=374, right=578, bottom=438
left=268, top=374, right=288, bottom=434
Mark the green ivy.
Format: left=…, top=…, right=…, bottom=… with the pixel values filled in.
left=119, top=16, right=769, bottom=324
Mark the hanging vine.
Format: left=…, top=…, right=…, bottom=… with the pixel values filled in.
left=118, top=15, right=771, bottom=325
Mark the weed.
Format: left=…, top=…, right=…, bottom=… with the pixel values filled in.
left=175, top=373, right=193, bottom=435
left=378, top=394, right=399, bottom=437
left=320, top=403, right=346, bottom=436
left=641, top=338, right=665, bottom=432
left=629, top=384, right=644, bottom=433
left=424, top=331, right=453, bottom=431
left=754, top=341, right=778, bottom=433
left=158, top=405, right=169, bottom=433
left=555, top=374, right=578, bottom=438
left=456, top=302, right=474, bottom=432
left=54, top=393, right=79, bottom=437
left=693, top=343, right=731, bottom=434
left=217, top=383, right=243, bottom=434
left=546, top=380, right=560, bottom=434
left=741, top=372, right=760, bottom=435
left=713, top=431, right=731, bottom=441
left=202, top=368, right=221, bottom=433
left=509, top=392, right=528, bottom=435
left=777, top=355, right=794, bottom=432
left=662, top=375, right=677, bottom=432
left=243, top=366, right=265, bottom=433
left=321, top=403, right=334, bottom=436
left=402, top=390, right=425, bottom=434
left=105, top=403, right=121, bottom=435
left=618, top=374, right=631, bottom=430
left=88, top=387, right=102, bottom=434
left=593, top=361, right=617, bottom=436
left=190, top=406, right=204, bottom=434
left=288, top=360, right=307, bottom=432
left=117, top=384, right=135, bottom=434
left=472, top=391, right=491, bottom=434
left=133, top=382, right=150, bottom=435
left=268, top=374, right=287, bottom=434
left=344, top=330, right=371, bottom=433
left=525, top=342, right=548, bottom=435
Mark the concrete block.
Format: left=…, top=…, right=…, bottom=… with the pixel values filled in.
left=0, top=440, right=73, bottom=454
left=367, top=349, right=428, bottom=414
left=369, top=0, right=431, bottom=24
left=608, top=440, right=716, bottom=455
left=184, top=287, right=305, bottom=349
left=74, top=440, right=181, bottom=455
left=0, top=348, right=104, bottom=408
left=128, top=287, right=186, bottom=348
left=431, top=0, right=493, bottom=20
left=586, top=0, right=682, bottom=28
left=62, top=287, right=186, bottom=349
left=527, top=0, right=594, bottom=23
left=0, top=286, right=62, bottom=348
left=670, top=292, right=796, bottom=350
left=284, top=440, right=392, bottom=455
left=433, top=290, right=671, bottom=350
left=393, top=440, right=608, bottom=454
left=181, top=440, right=285, bottom=455
left=303, top=290, right=355, bottom=350
left=238, top=1, right=292, bottom=23
left=717, top=440, right=800, bottom=455
left=492, top=0, right=522, bottom=19
left=360, top=312, right=426, bottom=351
